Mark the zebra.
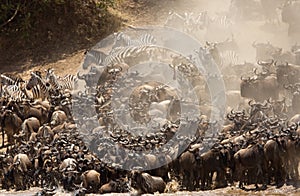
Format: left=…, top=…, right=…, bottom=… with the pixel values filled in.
left=59, top=74, right=78, bottom=91
left=45, top=68, right=78, bottom=92
left=206, top=14, right=234, bottom=39
left=2, top=84, right=28, bottom=101
left=45, top=68, right=61, bottom=90
left=219, top=50, right=240, bottom=68
left=209, top=15, right=234, bottom=29
left=112, top=32, right=156, bottom=48
left=104, top=45, right=152, bottom=67
left=0, top=74, right=27, bottom=101
left=164, top=11, right=186, bottom=31
left=0, top=74, right=24, bottom=86
left=26, top=72, right=51, bottom=100
left=82, top=49, right=107, bottom=69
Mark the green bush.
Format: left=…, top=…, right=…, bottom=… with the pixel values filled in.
left=0, top=0, right=116, bottom=31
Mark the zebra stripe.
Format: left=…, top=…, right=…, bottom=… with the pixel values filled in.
left=59, top=74, right=78, bottom=91
left=83, top=49, right=107, bottom=68
left=30, top=84, right=48, bottom=100
left=140, top=33, right=156, bottom=45
left=27, top=72, right=51, bottom=100
left=45, top=69, right=78, bottom=91
left=0, top=74, right=24, bottom=86
left=3, top=84, right=27, bottom=101
left=219, top=50, right=240, bottom=67
left=45, top=68, right=61, bottom=90
left=113, top=32, right=156, bottom=48
left=209, top=15, right=234, bottom=29
left=104, top=45, right=151, bottom=66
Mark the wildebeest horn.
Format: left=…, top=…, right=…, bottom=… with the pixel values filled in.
left=230, top=109, right=236, bottom=115
left=248, top=99, right=255, bottom=106
left=284, top=84, right=293, bottom=90
left=240, top=75, right=250, bottom=81
left=253, top=68, right=259, bottom=75
left=77, top=72, right=85, bottom=80
left=289, top=122, right=298, bottom=131
left=267, top=97, right=274, bottom=104
left=262, top=100, right=269, bottom=108
left=61, top=100, right=68, bottom=106
left=295, top=83, right=300, bottom=88
left=227, top=113, right=234, bottom=120
left=257, top=60, right=262, bottom=65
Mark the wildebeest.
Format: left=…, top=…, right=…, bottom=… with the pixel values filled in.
left=99, top=180, right=119, bottom=194
left=199, top=147, right=230, bottom=190
left=9, top=153, right=33, bottom=190
left=50, top=110, right=67, bottom=127
left=240, top=75, right=279, bottom=101
left=130, top=170, right=166, bottom=194
left=276, top=62, right=300, bottom=86
left=233, top=143, right=267, bottom=190
left=0, top=110, right=22, bottom=147
left=21, top=117, right=41, bottom=141
left=81, top=170, right=101, bottom=193
left=177, top=151, right=198, bottom=190
left=252, top=41, right=280, bottom=61
left=281, top=0, right=300, bottom=38
left=264, top=139, right=287, bottom=186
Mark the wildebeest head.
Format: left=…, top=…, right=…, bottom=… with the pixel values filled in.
left=252, top=41, right=280, bottom=61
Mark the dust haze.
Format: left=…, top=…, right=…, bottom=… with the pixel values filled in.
left=159, top=0, right=292, bottom=62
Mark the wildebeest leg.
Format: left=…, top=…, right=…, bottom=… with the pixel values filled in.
left=208, top=172, right=213, bottom=189
left=183, top=172, right=191, bottom=190
left=215, top=168, right=226, bottom=188
left=189, top=172, right=195, bottom=191
left=1, top=126, right=4, bottom=147
left=200, top=170, right=207, bottom=189
left=287, top=158, right=297, bottom=181
left=255, top=166, right=263, bottom=190
left=33, top=169, right=40, bottom=186
left=194, top=171, right=201, bottom=190
left=206, top=171, right=212, bottom=189
left=237, top=169, right=244, bottom=189
left=200, top=170, right=205, bottom=190
left=294, top=160, right=299, bottom=180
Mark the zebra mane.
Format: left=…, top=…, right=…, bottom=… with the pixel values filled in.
left=0, top=74, right=24, bottom=85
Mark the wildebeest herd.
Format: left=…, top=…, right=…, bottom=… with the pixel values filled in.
left=2, top=0, right=300, bottom=195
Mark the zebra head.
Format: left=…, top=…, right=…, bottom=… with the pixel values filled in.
left=45, top=68, right=59, bottom=87
left=45, top=68, right=55, bottom=79
left=26, top=72, right=50, bottom=90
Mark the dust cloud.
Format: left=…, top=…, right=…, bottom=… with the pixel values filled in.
left=155, top=0, right=294, bottom=63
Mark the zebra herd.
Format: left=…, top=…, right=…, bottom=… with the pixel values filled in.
left=164, top=11, right=241, bottom=70
left=0, top=69, right=78, bottom=102
left=83, top=31, right=158, bottom=70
